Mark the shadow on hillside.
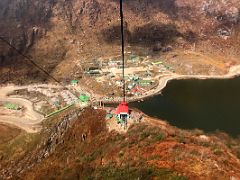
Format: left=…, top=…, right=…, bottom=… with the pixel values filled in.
left=129, top=24, right=182, bottom=46
left=101, top=23, right=197, bottom=47
left=0, top=33, right=70, bottom=84
left=0, top=0, right=68, bottom=84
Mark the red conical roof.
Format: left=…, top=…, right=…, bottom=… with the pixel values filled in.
left=116, top=101, right=129, bottom=114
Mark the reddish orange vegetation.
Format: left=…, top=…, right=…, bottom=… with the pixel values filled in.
left=142, top=141, right=240, bottom=179
left=17, top=108, right=240, bottom=179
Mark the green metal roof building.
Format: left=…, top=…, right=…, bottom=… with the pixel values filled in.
left=71, top=79, right=78, bottom=85
left=79, top=94, right=90, bottom=102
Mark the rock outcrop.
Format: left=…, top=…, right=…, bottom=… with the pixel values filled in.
left=0, top=109, right=81, bottom=179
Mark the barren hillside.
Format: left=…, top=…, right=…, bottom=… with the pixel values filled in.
left=0, top=0, right=240, bottom=83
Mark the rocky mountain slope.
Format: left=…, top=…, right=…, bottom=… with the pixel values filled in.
left=1, top=1, right=240, bottom=178
left=0, top=0, right=240, bottom=83
left=1, top=108, right=240, bottom=179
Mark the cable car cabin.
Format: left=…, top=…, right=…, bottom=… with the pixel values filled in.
left=115, top=101, right=129, bottom=121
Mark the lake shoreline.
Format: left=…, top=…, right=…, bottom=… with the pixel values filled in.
left=103, top=64, right=240, bottom=103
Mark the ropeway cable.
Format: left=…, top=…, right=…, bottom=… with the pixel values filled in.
left=0, top=36, right=63, bottom=85
left=119, top=0, right=126, bottom=102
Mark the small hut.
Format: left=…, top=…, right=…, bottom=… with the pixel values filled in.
left=115, top=101, right=129, bottom=120
left=79, top=94, right=90, bottom=102
left=71, top=79, right=78, bottom=86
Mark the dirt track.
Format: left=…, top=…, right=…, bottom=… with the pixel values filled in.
left=0, top=85, right=58, bottom=133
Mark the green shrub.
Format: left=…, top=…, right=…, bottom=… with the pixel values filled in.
left=155, top=168, right=174, bottom=176
left=154, top=133, right=165, bottom=141
left=140, top=132, right=150, bottom=140
left=171, top=175, right=188, bottom=180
